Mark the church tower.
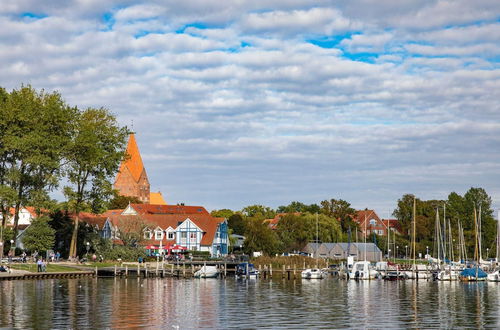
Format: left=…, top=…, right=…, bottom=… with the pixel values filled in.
left=114, top=133, right=151, bottom=203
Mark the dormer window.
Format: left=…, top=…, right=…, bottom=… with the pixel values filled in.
left=369, top=219, right=376, bottom=226
left=144, top=229, right=152, bottom=239
left=167, top=232, right=174, bottom=240
left=155, top=229, right=163, bottom=240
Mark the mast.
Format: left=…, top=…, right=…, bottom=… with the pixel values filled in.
left=316, top=212, right=319, bottom=258
left=443, top=204, right=447, bottom=261
left=412, top=197, right=416, bottom=270
left=496, top=210, right=500, bottom=263
left=436, top=208, right=441, bottom=264
left=478, top=204, right=482, bottom=263
left=448, top=217, right=453, bottom=263
left=364, top=212, right=367, bottom=262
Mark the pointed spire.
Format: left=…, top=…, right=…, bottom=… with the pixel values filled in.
left=119, top=133, right=147, bottom=183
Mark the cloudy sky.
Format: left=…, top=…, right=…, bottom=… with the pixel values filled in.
left=1, top=1, right=499, bottom=216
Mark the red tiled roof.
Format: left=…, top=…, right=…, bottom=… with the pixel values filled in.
left=264, top=212, right=301, bottom=229
left=129, top=204, right=209, bottom=215
left=382, top=219, right=403, bottom=233
left=107, top=213, right=224, bottom=246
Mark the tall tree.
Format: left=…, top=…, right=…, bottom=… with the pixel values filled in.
left=320, top=198, right=357, bottom=231
left=277, top=201, right=320, bottom=214
left=241, top=205, right=276, bottom=219
left=0, top=86, right=74, bottom=242
left=210, top=209, right=234, bottom=219
left=243, top=217, right=280, bottom=256
left=228, top=213, right=246, bottom=235
left=65, top=108, right=128, bottom=258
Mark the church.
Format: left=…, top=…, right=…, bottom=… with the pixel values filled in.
left=113, top=133, right=166, bottom=205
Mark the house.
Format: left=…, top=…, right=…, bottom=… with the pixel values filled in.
left=354, top=210, right=387, bottom=236
left=0, top=207, right=46, bottom=249
left=301, top=242, right=322, bottom=257
left=122, top=203, right=209, bottom=216
left=330, top=243, right=382, bottom=262
left=382, top=219, right=403, bottom=235
left=80, top=209, right=229, bottom=257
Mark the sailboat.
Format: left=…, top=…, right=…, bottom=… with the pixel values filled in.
left=459, top=206, right=487, bottom=281
left=403, top=197, right=430, bottom=280
left=487, top=210, right=500, bottom=282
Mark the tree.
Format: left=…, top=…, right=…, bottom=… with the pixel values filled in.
left=0, top=86, right=75, bottom=242
left=116, top=216, right=151, bottom=247
left=108, top=192, right=143, bottom=210
left=228, top=213, right=246, bottom=235
left=22, top=216, right=55, bottom=253
left=243, top=218, right=280, bottom=256
left=320, top=198, right=357, bottom=231
left=211, top=209, right=234, bottom=219
left=65, top=108, right=128, bottom=258
left=276, top=213, right=309, bottom=252
left=277, top=201, right=320, bottom=214
left=241, top=205, right=276, bottom=219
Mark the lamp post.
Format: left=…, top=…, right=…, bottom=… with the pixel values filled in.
left=487, top=248, right=489, bottom=259
left=405, top=245, right=408, bottom=261
left=9, top=240, right=14, bottom=263
left=396, top=246, right=399, bottom=262
left=86, top=242, right=90, bottom=260
left=426, top=246, right=429, bottom=259
left=388, top=249, right=391, bottom=261
left=0, top=241, right=3, bottom=264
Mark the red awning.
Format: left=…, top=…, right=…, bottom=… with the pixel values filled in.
left=145, top=245, right=159, bottom=250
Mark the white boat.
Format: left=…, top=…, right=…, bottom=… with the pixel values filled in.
left=437, top=268, right=459, bottom=281
left=349, top=261, right=378, bottom=280
left=194, top=265, right=219, bottom=278
left=487, top=270, right=500, bottom=282
left=301, top=268, right=324, bottom=279
left=235, top=262, right=259, bottom=279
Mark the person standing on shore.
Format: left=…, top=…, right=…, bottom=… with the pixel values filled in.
left=37, top=258, right=43, bottom=272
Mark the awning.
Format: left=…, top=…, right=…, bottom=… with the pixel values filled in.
left=145, top=245, right=159, bottom=250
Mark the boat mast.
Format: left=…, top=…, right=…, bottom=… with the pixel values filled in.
left=478, top=204, right=482, bottom=263
left=443, top=204, right=447, bottom=262
left=364, top=212, right=367, bottom=262
left=496, top=210, right=500, bottom=263
left=316, top=212, right=319, bottom=258
left=412, top=197, right=416, bottom=271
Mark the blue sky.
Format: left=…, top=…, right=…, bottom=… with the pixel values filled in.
left=1, top=1, right=499, bottom=217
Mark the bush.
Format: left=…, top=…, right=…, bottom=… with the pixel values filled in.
left=102, top=245, right=146, bottom=262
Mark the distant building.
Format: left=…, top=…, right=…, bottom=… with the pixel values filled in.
left=301, top=242, right=383, bottom=261
left=382, top=218, right=403, bottom=235
left=113, top=133, right=151, bottom=203
left=0, top=207, right=46, bottom=249
left=354, top=209, right=387, bottom=236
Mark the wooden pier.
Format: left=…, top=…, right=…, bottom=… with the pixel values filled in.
left=0, top=271, right=95, bottom=281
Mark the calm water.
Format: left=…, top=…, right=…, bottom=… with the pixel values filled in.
left=1, top=277, right=500, bottom=329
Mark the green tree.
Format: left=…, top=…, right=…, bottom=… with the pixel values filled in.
left=320, top=198, right=357, bottom=232
left=228, top=213, right=246, bottom=235
left=0, top=86, right=75, bottom=242
left=277, top=201, right=320, bottom=214
left=22, top=216, right=55, bottom=253
left=276, top=213, right=309, bottom=252
left=211, top=209, right=234, bottom=219
left=65, top=108, right=128, bottom=258
left=241, top=205, right=276, bottom=219
left=243, top=218, right=280, bottom=256
left=108, top=192, right=143, bottom=210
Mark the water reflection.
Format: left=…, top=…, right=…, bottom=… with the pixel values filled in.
left=1, top=278, right=499, bottom=328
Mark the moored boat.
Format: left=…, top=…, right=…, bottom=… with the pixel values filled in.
left=301, top=268, right=324, bottom=279
left=194, top=265, right=219, bottom=278
left=236, top=262, right=259, bottom=279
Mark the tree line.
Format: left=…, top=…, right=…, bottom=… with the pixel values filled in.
left=213, top=187, right=498, bottom=259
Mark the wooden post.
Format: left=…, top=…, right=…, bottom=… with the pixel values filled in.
left=293, top=264, right=296, bottom=278
left=282, top=265, right=285, bottom=279
left=138, top=263, right=140, bottom=277
left=224, top=262, right=227, bottom=278
left=95, top=266, right=98, bottom=276
left=125, top=265, right=128, bottom=277
left=303, top=261, right=306, bottom=270
left=114, top=265, right=117, bottom=277
left=270, top=264, right=273, bottom=277
left=183, top=265, right=186, bottom=277
left=145, top=264, right=148, bottom=278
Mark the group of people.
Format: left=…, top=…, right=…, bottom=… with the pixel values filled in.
left=36, top=258, right=47, bottom=272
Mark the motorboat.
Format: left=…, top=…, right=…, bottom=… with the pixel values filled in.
left=459, top=267, right=487, bottom=281
left=236, top=262, right=259, bottom=279
left=349, top=261, right=378, bottom=280
left=437, top=269, right=459, bottom=281
left=487, top=270, right=500, bottom=282
left=194, top=265, right=219, bottom=278
left=301, top=268, right=324, bottom=279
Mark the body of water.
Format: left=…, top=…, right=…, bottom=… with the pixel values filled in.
left=1, top=277, right=499, bottom=328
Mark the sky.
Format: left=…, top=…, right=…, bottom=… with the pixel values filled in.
left=1, top=1, right=499, bottom=217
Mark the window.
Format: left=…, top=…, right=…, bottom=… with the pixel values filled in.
left=144, top=230, right=152, bottom=239
left=155, top=230, right=163, bottom=240
left=181, top=232, right=187, bottom=238
left=369, top=219, right=376, bottom=226
left=190, top=232, right=197, bottom=240
left=378, top=230, right=384, bottom=235
left=168, top=232, right=174, bottom=240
